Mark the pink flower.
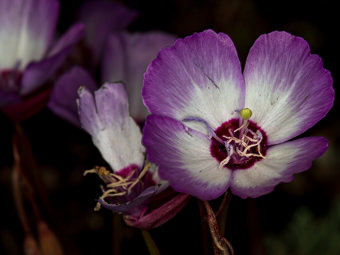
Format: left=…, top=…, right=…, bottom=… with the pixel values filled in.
left=142, top=30, right=334, bottom=200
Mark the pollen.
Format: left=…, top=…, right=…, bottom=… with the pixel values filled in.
left=240, top=108, right=252, bottom=120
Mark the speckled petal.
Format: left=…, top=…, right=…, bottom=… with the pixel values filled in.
left=230, top=136, right=328, bottom=198
left=142, top=29, right=245, bottom=133
left=244, top=31, right=334, bottom=145
left=143, top=115, right=231, bottom=201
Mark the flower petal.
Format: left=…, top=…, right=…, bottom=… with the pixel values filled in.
left=0, top=91, right=20, bottom=108
left=48, top=66, right=97, bottom=127
left=0, top=0, right=59, bottom=70
left=124, top=191, right=191, bottom=229
left=77, top=0, right=138, bottom=66
left=142, top=29, right=245, bottom=132
left=20, top=23, right=84, bottom=95
left=77, top=86, right=100, bottom=135
left=143, top=115, right=231, bottom=200
left=102, top=31, right=176, bottom=120
left=98, top=185, right=157, bottom=216
left=78, top=83, right=145, bottom=171
left=244, top=31, right=334, bottom=145
left=0, top=87, right=51, bottom=121
left=230, top=136, right=328, bottom=198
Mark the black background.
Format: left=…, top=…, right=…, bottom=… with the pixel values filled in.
left=1, top=0, right=339, bottom=254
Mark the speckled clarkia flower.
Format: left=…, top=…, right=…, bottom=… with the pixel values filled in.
left=78, top=83, right=190, bottom=229
left=142, top=30, right=334, bottom=201
left=0, top=0, right=84, bottom=119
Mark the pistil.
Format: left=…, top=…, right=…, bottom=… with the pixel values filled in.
left=183, top=109, right=267, bottom=170
left=218, top=108, right=265, bottom=168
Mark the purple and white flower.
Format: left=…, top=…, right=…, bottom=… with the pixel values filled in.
left=78, top=83, right=190, bottom=228
left=142, top=30, right=334, bottom=200
left=102, top=31, right=176, bottom=120
left=0, top=0, right=84, bottom=117
left=49, top=31, right=175, bottom=125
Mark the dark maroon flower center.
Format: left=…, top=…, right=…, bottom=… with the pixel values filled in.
left=113, top=164, right=156, bottom=203
left=0, top=69, right=22, bottom=93
left=210, top=119, right=268, bottom=170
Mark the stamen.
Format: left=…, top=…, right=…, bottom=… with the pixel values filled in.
left=234, top=121, right=249, bottom=133
left=219, top=144, right=234, bottom=168
left=107, top=170, right=135, bottom=189
left=218, top=119, right=265, bottom=168
left=87, top=163, right=152, bottom=211
left=83, top=166, right=110, bottom=176
left=127, top=163, right=151, bottom=194
left=243, top=134, right=258, bottom=143
left=241, top=136, right=262, bottom=153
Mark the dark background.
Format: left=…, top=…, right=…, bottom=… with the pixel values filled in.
left=1, top=0, right=339, bottom=254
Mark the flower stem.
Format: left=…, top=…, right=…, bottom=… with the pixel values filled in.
left=141, top=229, right=160, bottom=255
left=201, top=200, right=234, bottom=255
left=14, top=122, right=50, bottom=214
left=12, top=138, right=30, bottom=234
left=112, top=214, right=123, bottom=255
left=197, top=199, right=211, bottom=255
left=216, top=190, right=232, bottom=236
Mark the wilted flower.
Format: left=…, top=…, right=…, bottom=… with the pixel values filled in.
left=142, top=30, right=334, bottom=201
left=0, top=0, right=84, bottom=119
left=78, top=83, right=190, bottom=229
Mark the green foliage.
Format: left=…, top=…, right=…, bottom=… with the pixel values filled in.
left=265, top=198, right=340, bottom=255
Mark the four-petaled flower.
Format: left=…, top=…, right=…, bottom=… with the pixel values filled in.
left=142, top=30, right=334, bottom=201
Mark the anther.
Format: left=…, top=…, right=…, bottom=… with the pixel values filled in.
left=83, top=166, right=110, bottom=176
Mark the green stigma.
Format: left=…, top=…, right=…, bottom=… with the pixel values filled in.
left=240, top=108, right=252, bottom=120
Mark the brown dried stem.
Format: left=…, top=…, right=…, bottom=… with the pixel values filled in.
left=201, top=200, right=234, bottom=255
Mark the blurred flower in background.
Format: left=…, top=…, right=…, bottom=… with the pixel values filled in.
left=102, top=31, right=176, bottom=120
left=0, top=0, right=84, bottom=120
left=76, top=0, right=138, bottom=70
left=48, top=31, right=175, bottom=125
